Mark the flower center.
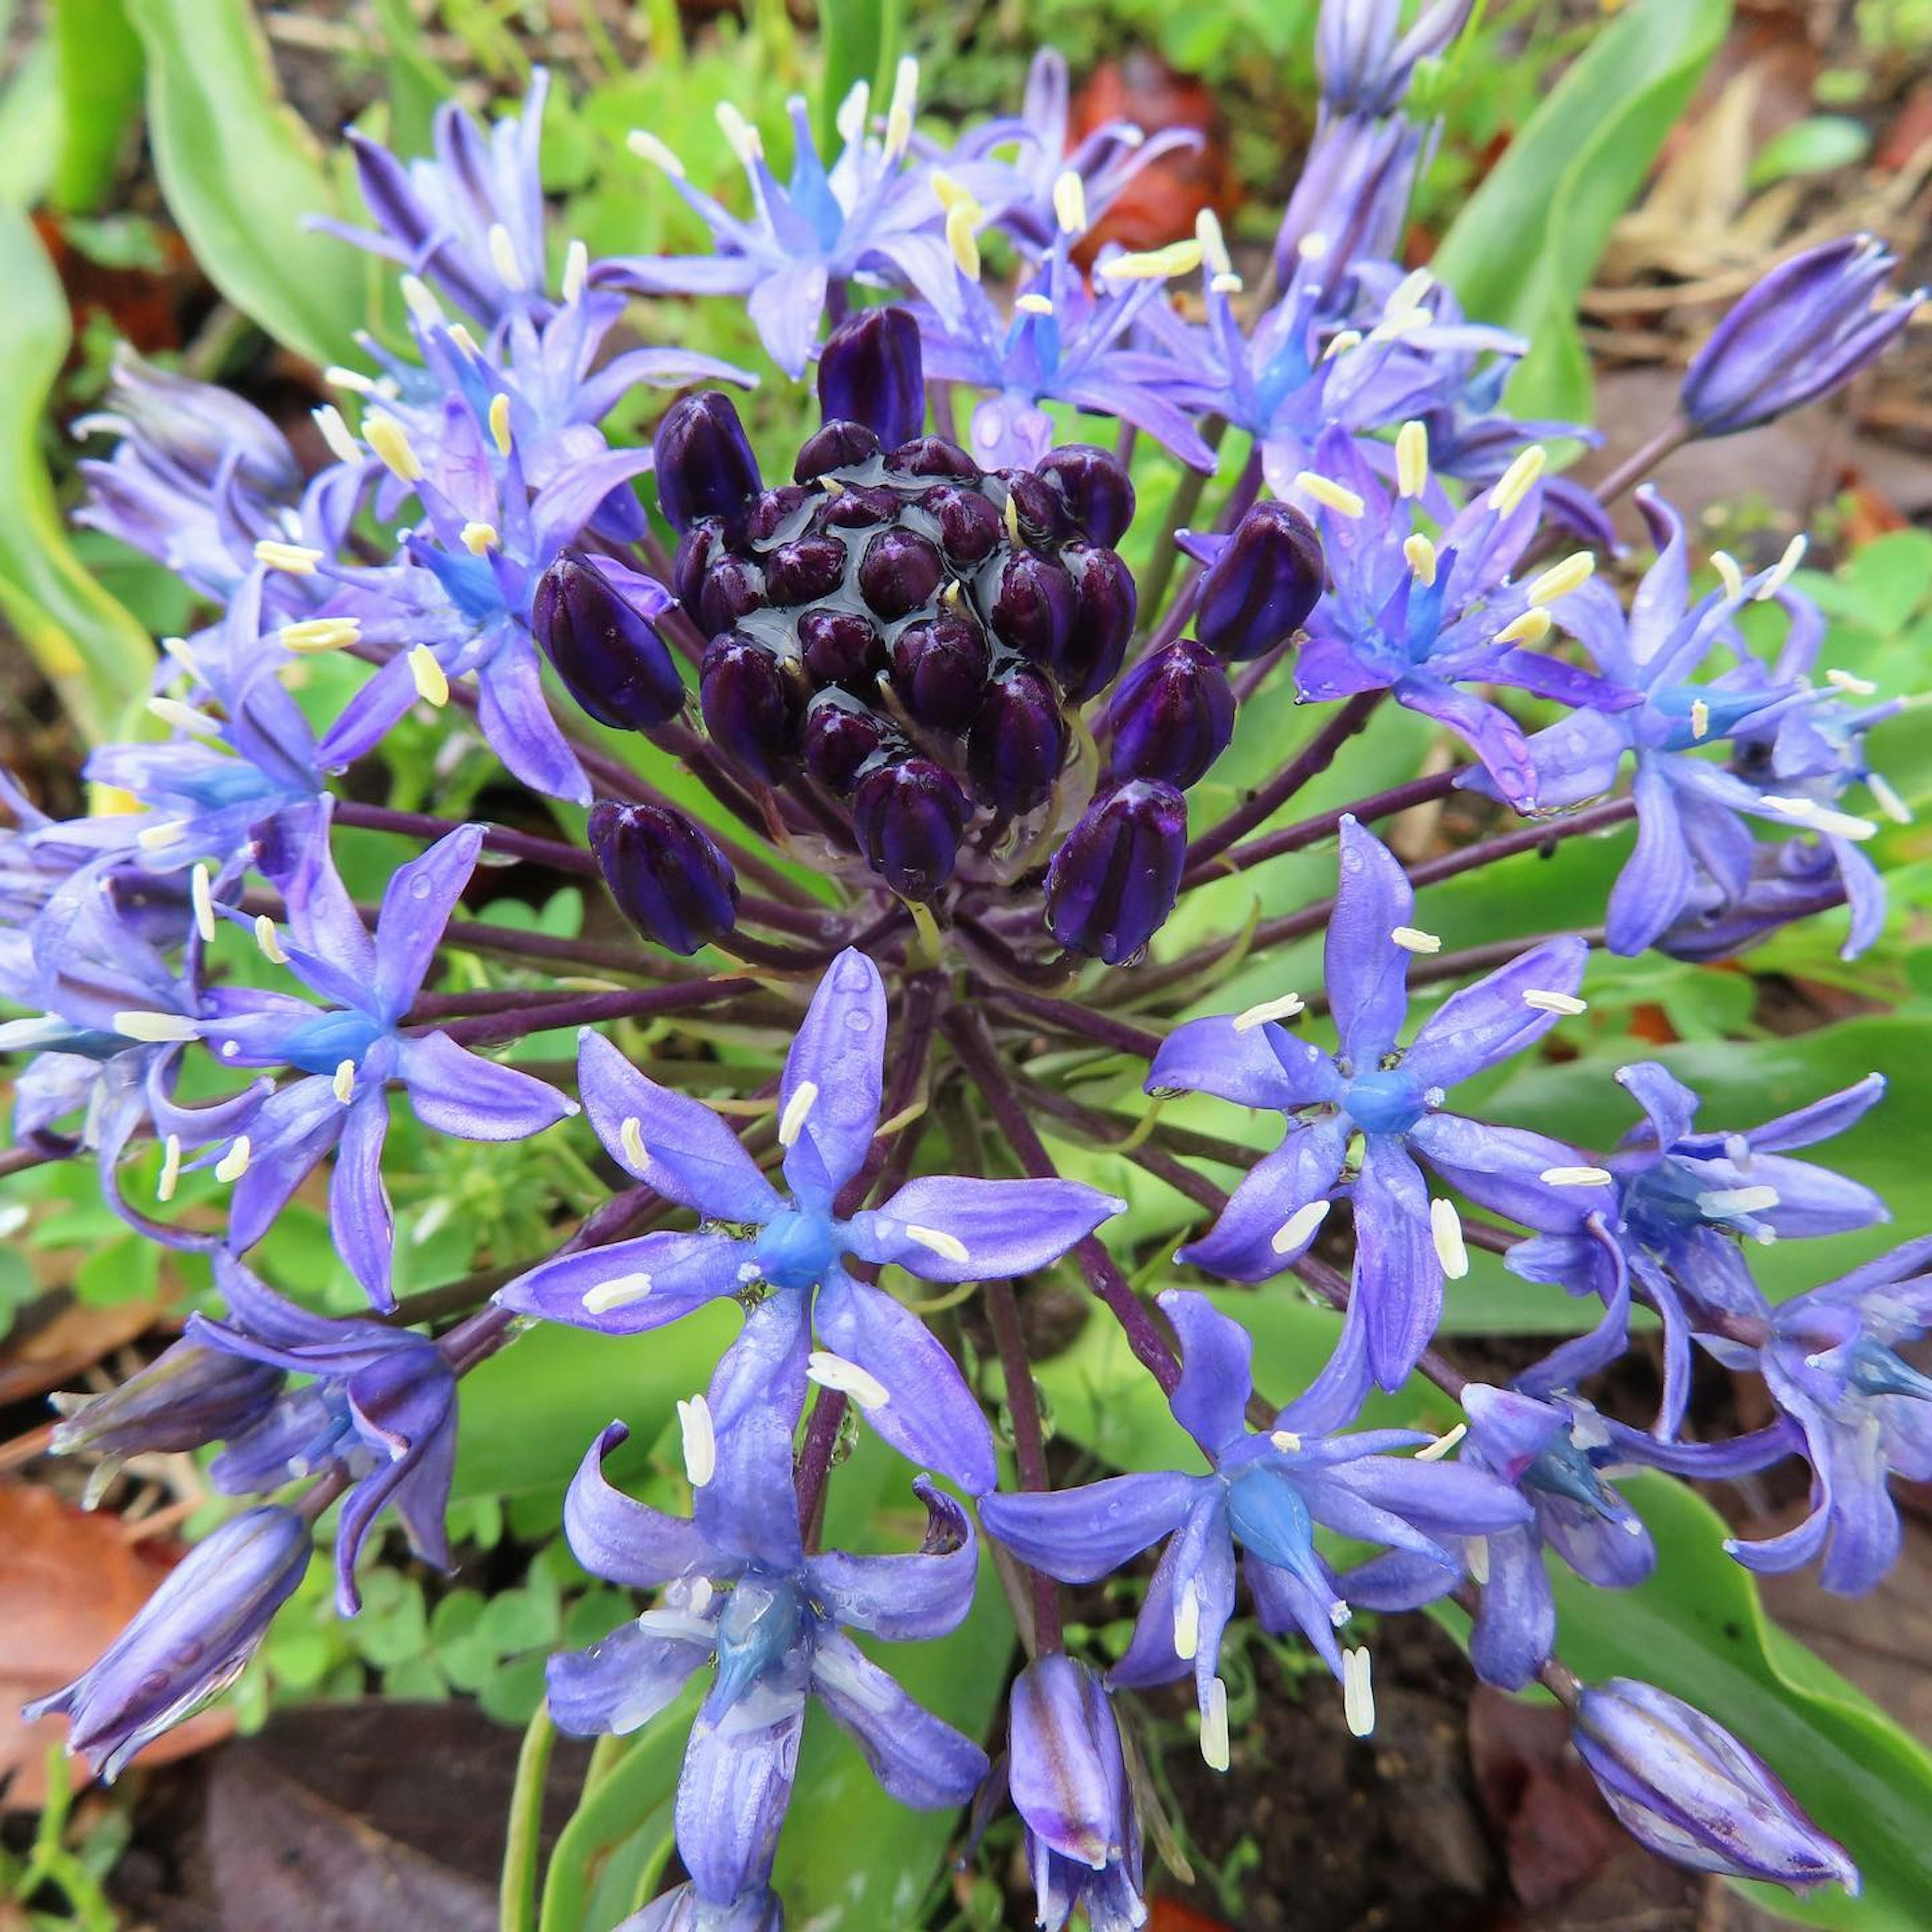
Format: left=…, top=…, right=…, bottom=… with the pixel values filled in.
left=280, top=1010, right=384, bottom=1076
left=712, top=1572, right=810, bottom=1711
left=1224, top=1465, right=1338, bottom=1613
left=755, top=1204, right=843, bottom=1291
left=1344, top=1068, right=1425, bottom=1135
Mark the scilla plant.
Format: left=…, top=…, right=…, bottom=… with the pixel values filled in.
left=5, top=2, right=1928, bottom=1926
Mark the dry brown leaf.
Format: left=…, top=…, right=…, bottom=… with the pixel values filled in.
left=0, top=1295, right=162, bottom=1407
left=0, top=1483, right=231, bottom=1808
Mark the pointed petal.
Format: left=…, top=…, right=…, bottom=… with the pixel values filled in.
left=850, top=1175, right=1122, bottom=1283
left=979, top=1472, right=1202, bottom=1583
left=676, top=1684, right=806, bottom=1902
left=698, top=1293, right=810, bottom=1571
left=1146, top=1015, right=1344, bottom=1111
left=807, top=1478, right=978, bottom=1641
left=811, top=1631, right=988, bottom=1808
left=332, top=1092, right=395, bottom=1310
left=371, top=826, right=483, bottom=1018
left=1401, top=936, right=1589, bottom=1090
left=1408, top=1112, right=1619, bottom=1232
left=1351, top=1135, right=1440, bottom=1389
left=1326, top=817, right=1414, bottom=1066
left=1159, top=1290, right=1257, bottom=1460
left=780, top=949, right=886, bottom=1208
left=398, top=1031, right=574, bottom=1139
left=1175, top=1117, right=1351, bottom=1280
left=562, top=1421, right=716, bottom=1587
left=495, top=1230, right=756, bottom=1335
left=547, top=1612, right=712, bottom=1736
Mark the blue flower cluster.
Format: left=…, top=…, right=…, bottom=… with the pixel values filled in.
left=6, top=1, right=1925, bottom=1922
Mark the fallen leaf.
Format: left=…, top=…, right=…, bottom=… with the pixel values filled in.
left=0, top=1293, right=162, bottom=1406
left=0, top=1482, right=230, bottom=1808
left=1070, top=54, right=1234, bottom=257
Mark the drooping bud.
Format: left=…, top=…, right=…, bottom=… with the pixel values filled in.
left=888, top=435, right=979, bottom=479
left=25, top=1505, right=312, bottom=1780
left=671, top=517, right=730, bottom=612
left=968, top=664, right=1068, bottom=813
left=588, top=800, right=740, bottom=956
left=744, top=484, right=815, bottom=545
left=696, top=553, right=767, bottom=635
left=1007, top=1657, right=1147, bottom=1932
left=889, top=613, right=991, bottom=730
left=1106, top=639, right=1235, bottom=787
left=763, top=534, right=847, bottom=607
left=850, top=757, right=972, bottom=899
left=1036, top=443, right=1137, bottom=547
left=817, top=305, right=925, bottom=448
left=1682, top=235, right=1924, bottom=437
left=803, top=688, right=899, bottom=793
left=653, top=391, right=762, bottom=533
left=924, top=484, right=1004, bottom=565
left=1571, top=1678, right=1859, bottom=1895
left=1057, top=544, right=1137, bottom=700
left=700, top=634, right=801, bottom=784
left=1046, top=779, right=1187, bottom=965
left=1195, top=501, right=1324, bottom=661
left=998, top=469, right=1073, bottom=547
left=532, top=553, right=686, bottom=732
left=798, top=607, right=887, bottom=688
left=49, top=1340, right=285, bottom=1471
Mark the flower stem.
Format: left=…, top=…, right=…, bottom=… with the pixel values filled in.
left=1136, top=417, right=1227, bottom=622
left=428, top=976, right=765, bottom=1048
left=981, top=984, right=1166, bottom=1062
left=1183, top=689, right=1384, bottom=875
left=984, top=1274, right=1064, bottom=1653
left=499, top=1701, right=556, bottom=1932
left=794, top=1387, right=848, bottom=1549
left=944, top=1008, right=1180, bottom=1395
left=333, top=800, right=597, bottom=876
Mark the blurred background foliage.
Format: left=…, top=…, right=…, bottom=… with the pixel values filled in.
left=1, top=1, right=1929, bottom=1928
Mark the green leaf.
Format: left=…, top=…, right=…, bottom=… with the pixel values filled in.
left=50, top=0, right=145, bottom=215
left=818, top=0, right=903, bottom=155
left=1552, top=1474, right=1932, bottom=1929
left=1432, top=0, right=1733, bottom=420
left=0, top=208, right=154, bottom=741
left=1748, top=115, right=1871, bottom=188
left=124, top=0, right=363, bottom=366
left=0, top=34, right=61, bottom=209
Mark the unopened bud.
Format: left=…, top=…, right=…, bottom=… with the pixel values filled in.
left=850, top=756, right=972, bottom=899
left=1046, top=779, right=1187, bottom=964
left=588, top=800, right=740, bottom=956
left=968, top=663, right=1068, bottom=814
left=1107, top=639, right=1235, bottom=788
left=653, top=391, right=762, bottom=533
left=699, top=634, right=801, bottom=785
left=1036, top=444, right=1136, bottom=547
left=1196, top=501, right=1325, bottom=661
left=817, top=305, right=925, bottom=448
left=532, top=553, right=685, bottom=732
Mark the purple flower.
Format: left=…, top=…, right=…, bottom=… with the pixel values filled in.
left=195, top=817, right=575, bottom=1308
left=498, top=948, right=1121, bottom=1492
left=1723, top=1234, right=1932, bottom=1596
left=547, top=1316, right=987, bottom=1906
left=1006, top=1656, right=1147, bottom=1932
left=981, top=1293, right=1528, bottom=1754
left=911, top=230, right=1218, bottom=472
left=25, top=1505, right=312, bottom=1779
left=621, top=1885, right=782, bottom=1932
left=318, top=71, right=556, bottom=327
left=1467, top=491, right=1885, bottom=955
left=1148, top=817, right=1613, bottom=1388
left=597, top=66, right=987, bottom=378
left=1266, top=423, right=1634, bottom=809
left=1509, top=1060, right=1887, bottom=1432
left=1316, top=0, right=1473, bottom=119
left=1572, top=1678, right=1858, bottom=1893
left=1682, top=235, right=1923, bottom=437
left=187, top=1255, right=461, bottom=1615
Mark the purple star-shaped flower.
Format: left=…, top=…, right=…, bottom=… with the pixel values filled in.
left=547, top=1303, right=987, bottom=1907
left=1148, top=817, right=1613, bottom=1388
left=1509, top=1060, right=1887, bottom=1431
left=499, top=947, right=1122, bottom=1493
left=981, top=1292, right=1528, bottom=1756
left=197, top=816, right=575, bottom=1309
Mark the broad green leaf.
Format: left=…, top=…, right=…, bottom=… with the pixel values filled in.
left=50, top=0, right=144, bottom=215
left=0, top=33, right=60, bottom=208
left=1552, top=1474, right=1932, bottom=1929
left=1432, top=0, right=1733, bottom=420
left=0, top=207, right=154, bottom=742
left=818, top=0, right=903, bottom=155
left=1749, top=115, right=1870, bottom=188
left=125, top=0, right=363, bottom=366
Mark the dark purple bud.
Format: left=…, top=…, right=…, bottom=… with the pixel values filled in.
left=851, top=756, right=972, bottom=899
left=858, top=528, right=946, bottom=619
left=968, top=663, right=1068, bottom=813
left=672, top=517, right=728, bottom=612
left=1045, top=779, right=1187, bottom=964
left=1571, top=1679, right=1858, bottom=1895
left=997, top=469, right=1071, bottom=545
left=24, top=1505, right=311, bottom=1780
left=803, top=688, right=898, bottom=792
left=532, top=552, right=686, bottom=732
left=697, top=554, right=766, bottom=635
left=700, top=633, right=800, bottom=784
left=819, top=481, right=901, bottom=530
left=653, top=391, right=762, bottom=533
left=744, top=484, right=815, bottom=544
left=795, top=420, right=881, bottom=482
left=889, top=611, right=991, bottom=730
left=1196, top=501, right=1323, bottom=661
left=924, top=484, right=1004, bottom=565
left=1106, top=640, right=1235, bottom=787
left=49, top=1341, right=284, bottom=1472
left=798, top=606, right=886, bottom=688
left=1683, top=235, right=1923, bottom=436
left=1058, top=543, right=1138, bottom=699
left=818, top=306, right=925, bottom=447
left=588, top=800, right=740, bottom=955
left=764, top=535, right=848, bottom=606
left=889, top=435, right=979, bottom=479
left=990, top=550, right=1077, bottom=663
left=1037, top=444, right=1136, bottom=547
